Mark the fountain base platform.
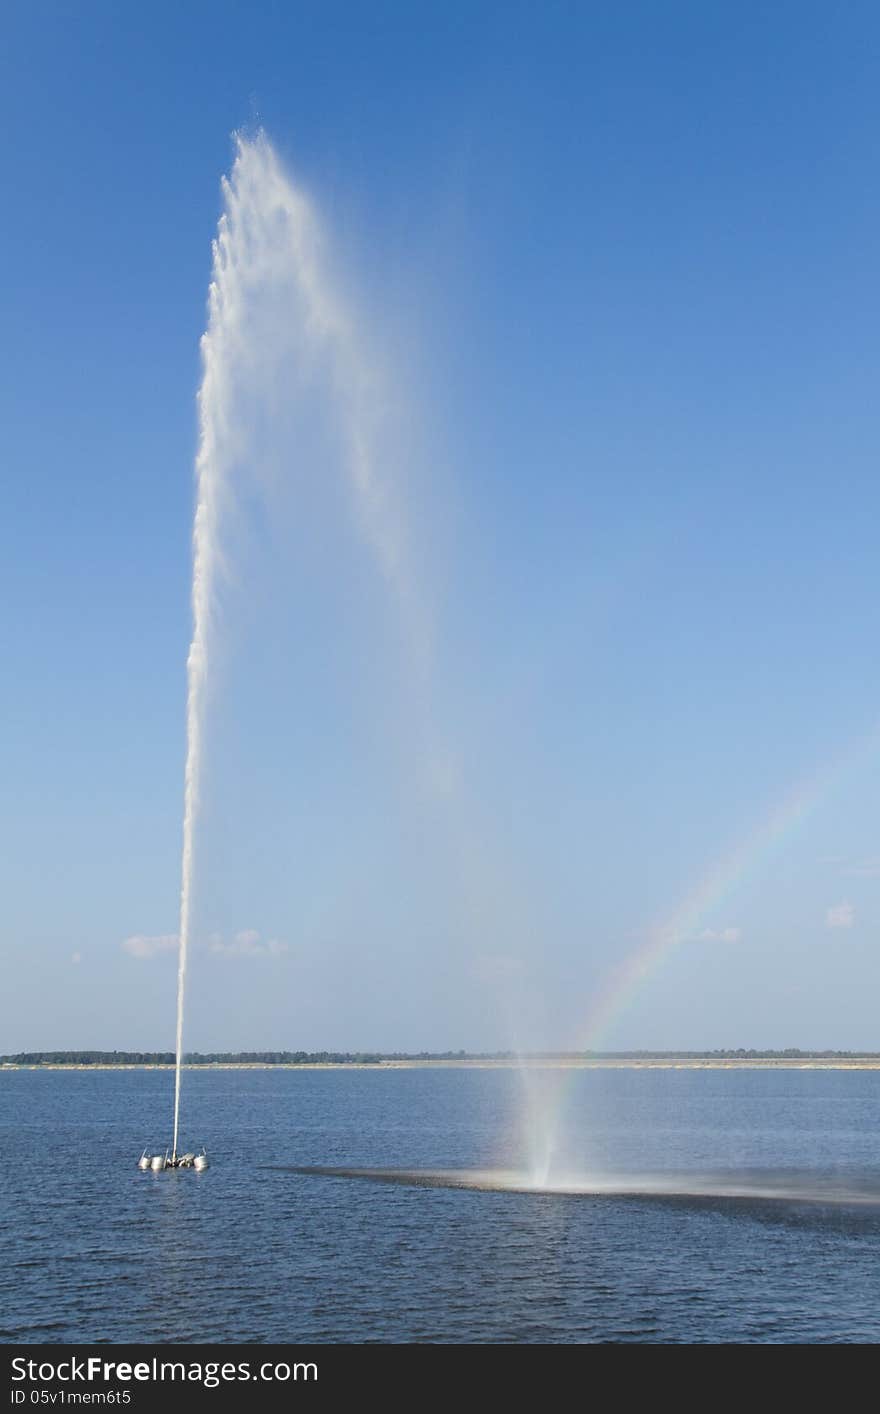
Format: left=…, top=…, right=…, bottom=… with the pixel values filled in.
left=138, top=1149, right=209, bottom=1171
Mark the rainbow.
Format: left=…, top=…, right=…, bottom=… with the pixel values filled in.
left=515, top=718, right=880, bottom=1181
left=578, top=716, right=880, bottom=1053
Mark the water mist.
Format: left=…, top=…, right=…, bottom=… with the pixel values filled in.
left=171, top=130, right=426, bottom=1156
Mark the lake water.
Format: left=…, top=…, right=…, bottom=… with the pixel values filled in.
left=5, top=1065, right=880, bottom=1344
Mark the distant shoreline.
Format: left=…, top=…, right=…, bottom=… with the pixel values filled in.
left=6, top=1057, right=880, bottom=1072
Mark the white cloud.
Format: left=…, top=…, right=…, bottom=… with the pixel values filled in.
left=424, top=750, right=461, bottom=799
left=71, top=952, right=82, bottom=965
left=208, top=930, right=289, bottom=958
left=826, top=901, right=855, bottom=929
left=843, top=858, right=880, bottom=878
left=471, top=953, right=526, bottom=983
left=123, top=929, right=288, bottom=960
left=692, top=927, right=742, bottom=944
left=122, top=934, right=178, bottom=960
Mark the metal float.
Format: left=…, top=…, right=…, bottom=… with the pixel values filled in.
left=138, top=1147, right=209, bottom=1171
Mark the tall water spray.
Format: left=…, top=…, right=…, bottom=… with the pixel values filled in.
left=171, top=131, right=429, bottom=1156
left=168, top=132, right=542, bottom=1171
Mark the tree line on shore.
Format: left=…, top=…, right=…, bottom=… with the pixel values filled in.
left=2, top=1047, right=879, bottom=1065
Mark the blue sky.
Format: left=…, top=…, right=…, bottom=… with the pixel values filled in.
left=2, top=1, right=880, bottom=1053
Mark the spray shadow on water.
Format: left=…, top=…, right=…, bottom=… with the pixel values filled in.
left=275, top=1163, right=880, bottom=1216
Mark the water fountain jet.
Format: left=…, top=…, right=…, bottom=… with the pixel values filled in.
left=138, top=129, right=424, bottom=1171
